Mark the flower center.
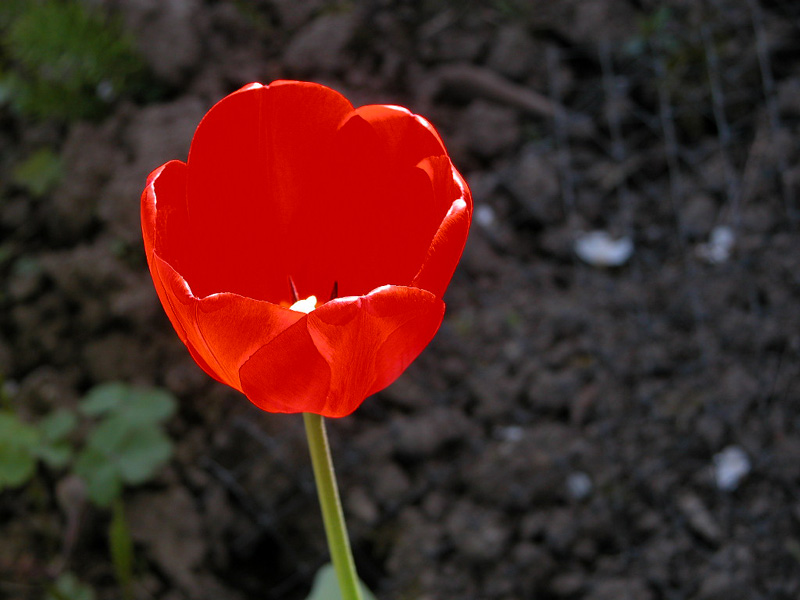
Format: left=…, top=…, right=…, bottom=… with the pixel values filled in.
left=290, top=295, right=318, bottom=314
left=285, top=277, right=339, bottom=313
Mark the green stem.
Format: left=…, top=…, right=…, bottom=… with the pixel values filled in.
left=303, top=413, right=363, bottom=600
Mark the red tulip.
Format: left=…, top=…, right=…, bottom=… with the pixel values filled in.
left=141, top=81, right=472, bottom=417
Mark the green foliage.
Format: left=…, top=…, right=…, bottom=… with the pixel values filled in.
left=0, top=410, right=40, bottom=488
left=46, top=572, right=96, bottom=600
left=12, top=148, right=62, bottom=197
left=305, top=564, right=377, bottom=600
left=109, top=498, right=134, bottom=600
left=0, top=382, right=175, bottom=506
left=0, top=0, right=145, bottom=121
left=0, top=408, right=76, bottom=489
left=75, top=383, right=176, bottom=507
left=37, top=409, right=78, bottom=468
left=0, top=382, right=174, bottom=600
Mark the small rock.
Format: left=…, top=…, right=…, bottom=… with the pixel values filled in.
left=566, top=471, right=593, bottom=501
left=475, top=204, right=496, bottom=229
left=678, top=493, right=722, bottom=545
left=712, top=445, right=751, bottom=491
left=697, top=225, right=735, bottom=264
left=574, top=230, right=633, bottom=267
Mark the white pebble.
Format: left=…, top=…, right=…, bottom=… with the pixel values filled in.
left=574, top=230, right=634, bottom=267
left=499, top=425, right=524, bottom=443
left=713, top=445, right=751, bottom=491
left=566, top=471, right=593, bottom=500
left=697, top=225, right=735, bottom=264
left=475, top=204, right=496, bottom=229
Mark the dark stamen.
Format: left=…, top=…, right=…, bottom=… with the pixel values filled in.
left=329, top=280, right=339, bottom=301
left=288, top=276, right=299, bottom=303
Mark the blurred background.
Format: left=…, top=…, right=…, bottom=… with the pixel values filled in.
left=1, top=0, right=799, bottom=599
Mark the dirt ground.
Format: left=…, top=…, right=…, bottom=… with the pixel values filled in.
left=2, top=1, right=800, bottom=599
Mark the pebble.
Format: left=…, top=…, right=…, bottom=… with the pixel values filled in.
left=574, top=230, right=633, bottom=267
left=677, top=493, right=722, bottom=545
left=713, top=445, right=751, bottom=491
left=475, top=204, right=496, bottom=229
left=697, top=225, right=735, bottom=264
left=566, top=471, right=593, bottom=501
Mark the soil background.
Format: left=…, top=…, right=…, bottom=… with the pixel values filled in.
left=2, top=1, right=800, bottom=599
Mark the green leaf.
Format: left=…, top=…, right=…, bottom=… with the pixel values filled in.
left=36, top=442, right=73, bottom=469
left=0, top=410, right=41, bottom=488
left=80, top=382, right=177, bottom=425
left=0, top=442, right=37, bottom=488
left=109, top=498, right=133, bottom=600
left=12, top=148, right=62, bottom=197
left=121, top=387, right=176, bottom=426
left=39, top=409, right=77, bottom=442
left=305, top=564, right=377, bottom=600
left=75, top=446, right=121, bottom=507
left=3, top=0, right=146, bottom=121
left=116, top=427, right=172, bottom=485
left=85, top=414, right=135, bottom=451
left=80, top=382, right=128, bottom=417
left=46, top=572, right=96, bottom=600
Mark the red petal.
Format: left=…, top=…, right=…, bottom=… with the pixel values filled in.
left=353, top=104, right=448, bottom=165
left=314, top=110, right=455, bottom=298
left=152, top=254, right=304, bottom=391
left=194, top=292, right=305, bottom=388
left=142, top=162, right=219, bottom=379
left=411, top=159, right=473, bottom=297
left=185, top=81, right=354, bottom=302
left=142, top=160, right=187, bottom=266
left=239, top=286, right=444, bottom=417
left=239, top=317, right=333, bottom=415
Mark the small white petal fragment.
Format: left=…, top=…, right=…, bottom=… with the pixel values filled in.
left=574, top=230, right=633, bottom=267
left=290, top=295, right=318, bottom=314
left=713, top=445, right=751, bottom=491
left=475, top=204, right=496, bottom=229
left=697, top=225, right=735, bottom=264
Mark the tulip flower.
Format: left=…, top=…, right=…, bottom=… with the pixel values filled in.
left=141, top=81, right=472, bottom=418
